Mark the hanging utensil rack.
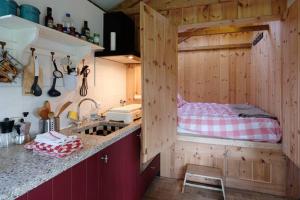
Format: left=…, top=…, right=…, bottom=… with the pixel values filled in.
left=0, top=41, right=24, bottom=83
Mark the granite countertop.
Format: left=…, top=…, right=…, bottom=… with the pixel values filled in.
left=0, top=121, right=141, bottom=200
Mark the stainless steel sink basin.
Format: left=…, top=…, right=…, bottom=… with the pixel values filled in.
left=72, top=121, right=128, bottom=136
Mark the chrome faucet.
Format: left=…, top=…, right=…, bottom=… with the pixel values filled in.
left=77, top=98, right=99, bottom=121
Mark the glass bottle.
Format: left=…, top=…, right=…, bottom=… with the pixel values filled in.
left=45, top=7, right=54, bottom=28
left=62, top=13, right=74, bottom=33
left=81, top=21, right=90, bottom=38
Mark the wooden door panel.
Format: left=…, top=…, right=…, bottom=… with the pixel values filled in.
left=140, top=2, right=178, bottom=163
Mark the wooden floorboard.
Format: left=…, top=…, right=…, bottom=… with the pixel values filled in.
left=143, top=177, right=287, bottom=200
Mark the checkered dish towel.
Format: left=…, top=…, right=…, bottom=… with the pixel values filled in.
left=24, top=131, right=83, bottom=158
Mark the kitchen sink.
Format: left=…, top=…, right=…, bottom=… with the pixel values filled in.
left=73, top=121, right=128, bottom=136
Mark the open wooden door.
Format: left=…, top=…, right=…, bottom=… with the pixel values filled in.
left=140, top=2, right=178, bottom=163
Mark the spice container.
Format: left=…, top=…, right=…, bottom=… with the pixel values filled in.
left=56, top=24, right=63, bottom=32
left=45, top=7, right=54, bottom=28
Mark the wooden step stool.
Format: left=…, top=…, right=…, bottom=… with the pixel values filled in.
left=182, top=164, right=226, bottom=199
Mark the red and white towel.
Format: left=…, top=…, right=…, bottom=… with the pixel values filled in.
left=25, top=131, right=83, bottom=158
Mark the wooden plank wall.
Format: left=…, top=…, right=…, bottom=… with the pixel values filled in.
left=249, top=21, right=282, bottom=121
left=282, top=0, right=300, bottom=198
left=140, top=2, right=178, bottom=163
left=126, top=64, right=142, bottom=104
left=178, top=32, right=252, bottom=103
left=115, top=0, right=286, bottom=26
left=178, top=21, right=282, bottom=119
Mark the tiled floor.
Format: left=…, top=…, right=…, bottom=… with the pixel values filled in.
left=143, top=177, right=287, bottom=200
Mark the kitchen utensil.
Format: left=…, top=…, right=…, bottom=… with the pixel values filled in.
left=0, top=0, right=18, bottom=17
left=48, top=52, right=63, bottom=97
left=14, top=124, right=25, bottom=145
left=45, top=101, right=51, bottom=113
left=56, top=101, right=72, bottom=117
left=48, top=111, right=55, bottom=119
left=19, top=4, right=40, bottom=23
left=54, top=117, right=60, bottom=131
left=30, top=55, right=42, bottom=96
left=79, top=60, right=90, bottom=97
left=38, top=107, right=49, bottom=120
left=0, top=118, right=14, bottom=133
left=23, top=48, right=43, bottom=95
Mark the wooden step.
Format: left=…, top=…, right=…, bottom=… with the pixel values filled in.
left=186, top=164, right=223, bottom=179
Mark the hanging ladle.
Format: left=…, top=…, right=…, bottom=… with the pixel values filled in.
left=48, top=52, right=63, bottom=97
left=30, top=48, right=42, bottom=96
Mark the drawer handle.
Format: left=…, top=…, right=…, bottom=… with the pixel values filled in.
left=100, top=155, right=108, bottom=164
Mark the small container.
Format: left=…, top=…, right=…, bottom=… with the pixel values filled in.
left=54, top=117, right=60, bottom=131
left=20, top=4, right=41, bottom=24
left=0, top=0, right=18, bottom=17
left=69, top=27, right=76, bottom=36
left=93, top=33, right=100, bottom=45
left=40, top=119, right=51, bottom=133
left=56, top=24, right=63, bottom=32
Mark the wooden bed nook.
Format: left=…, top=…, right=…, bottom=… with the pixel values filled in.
left=118, top=0, right=300, bottom=199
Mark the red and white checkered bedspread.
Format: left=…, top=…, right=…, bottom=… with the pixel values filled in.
left=177, top=102, right=282, bottom=143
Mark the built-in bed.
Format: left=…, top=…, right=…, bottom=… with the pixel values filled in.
left=160, top=96, right=286, bottom=196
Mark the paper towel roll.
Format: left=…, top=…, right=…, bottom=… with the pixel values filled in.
left=110, top=32, right=116, bottom=51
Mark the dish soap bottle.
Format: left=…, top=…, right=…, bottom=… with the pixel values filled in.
left=81, top=21, right=90, bottom=38
left=45, top=7, right=54, bottom=28
left=62, top=13, right=74, bottom=34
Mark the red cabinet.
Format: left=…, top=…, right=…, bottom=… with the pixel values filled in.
left=86, top=153, right=100, bottom=200
left=52, top=168, right=72, bottom=200
left=14, top=128, right=160, bottom=200
left=27, top=180, right=52, bottom=200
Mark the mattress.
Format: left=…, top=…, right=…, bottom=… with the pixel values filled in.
left=177, top=102, right=282, bottom=143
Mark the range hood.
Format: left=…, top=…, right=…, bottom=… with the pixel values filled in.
left=95, top=12, right=140, bottom=64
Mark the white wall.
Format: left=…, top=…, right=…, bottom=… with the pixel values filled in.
left=0, top=0, right=128, bottom=135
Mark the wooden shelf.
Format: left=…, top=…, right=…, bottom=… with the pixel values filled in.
left=0, top=15, right=104, bottom=63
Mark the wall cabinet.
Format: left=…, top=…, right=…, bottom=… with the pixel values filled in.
left=16, top=128, right=159, bottom=200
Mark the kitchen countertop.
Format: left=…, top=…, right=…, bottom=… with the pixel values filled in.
left=0, top=120, right=141, bottom=200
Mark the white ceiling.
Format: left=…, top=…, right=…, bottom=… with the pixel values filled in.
left=89, top=0, right=125, bottom=11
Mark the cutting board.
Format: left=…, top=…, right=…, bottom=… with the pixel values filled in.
left=23, top=55, right=43, bottom=96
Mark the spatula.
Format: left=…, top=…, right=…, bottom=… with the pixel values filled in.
left=56, top=101, right=72, bottom=117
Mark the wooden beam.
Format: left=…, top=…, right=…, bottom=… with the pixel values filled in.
left=113, top=0, right=233, bottom=15
left=178, top=15, right=282, bottom=33
left=178, top=43, right=252, bottom=52
left=178, top=25, right=270, bottom=38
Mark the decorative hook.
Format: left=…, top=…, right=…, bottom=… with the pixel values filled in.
left=30, top=48, right=35, bottom=56
left=0, top=41, right=6, bottom=50
left=51, top=52, right=55, bottom=61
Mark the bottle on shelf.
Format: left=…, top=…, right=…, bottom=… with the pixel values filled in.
left=62, top=13, right=74, bottom=34
left=81, top=21, right=90, bottom=38
left=45, top=7, right=54, bottom=28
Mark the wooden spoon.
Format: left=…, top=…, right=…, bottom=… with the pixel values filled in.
left=56, top=101, right=72, bottom=117
left=38, top=107, right=50, bottom=120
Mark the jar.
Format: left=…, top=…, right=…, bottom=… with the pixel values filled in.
left=69, top=27, right=76, bottom=36
left=93, top=33, right=100, bottom=45
left=56, top=23, right=63, bottom=32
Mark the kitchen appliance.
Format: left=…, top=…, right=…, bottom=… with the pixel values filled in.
left=95, top=12, right=140, bottom=64
left=106, top=104, right=142, bottom=124
left=0, top=118, right=15, bottom=147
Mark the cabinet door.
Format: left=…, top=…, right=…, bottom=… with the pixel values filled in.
left=121, top=130, right=141, bottom=200
left=27, top=180, right=52, bottom=200
left=86, top=153, right=100, bottom=200
left=71, top=160, right=87, bottom=200
left=99, top=142, right=123, bottom=200
left=140, top=2, right=178, bottom=163
left=52, top=169, right=72, bottom=200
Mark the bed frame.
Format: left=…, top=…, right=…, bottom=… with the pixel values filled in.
left=160, top=133, right=287, bottom=196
